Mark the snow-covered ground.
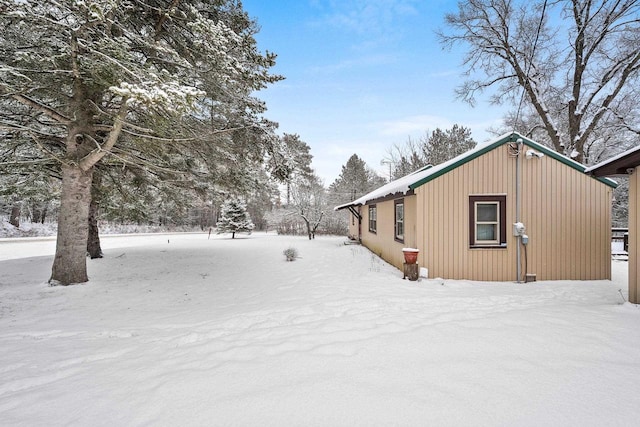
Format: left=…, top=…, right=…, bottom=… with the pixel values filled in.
left=1, top=233, right=638, bottom=426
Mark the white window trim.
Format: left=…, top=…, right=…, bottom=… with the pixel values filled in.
left=368, top=205, right=377, bottom=233
left=474, top=201, right=499, bottom=245
left=395, top=200, right=404, bottom=242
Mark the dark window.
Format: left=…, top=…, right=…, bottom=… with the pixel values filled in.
left=368, top=205, right=377, bottom=233
left=395, top=199, right=404, bottom=242
left=469, top=195, right=506, bottom=248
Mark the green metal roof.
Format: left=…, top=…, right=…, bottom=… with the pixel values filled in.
left=409, top=132, right=617, bottom=190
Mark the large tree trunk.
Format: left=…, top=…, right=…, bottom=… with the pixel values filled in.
left=31, top=201, right=48, bottom=224
left=87, top=172, right=103, bottom=259
left=41, top=205, right=48, bottom=224
left=87, top=198, right=102, bottom=259
left=9, top=203, right=20, bottom=227
left=50, top=165, right=93, bottom=285
left=31, top=202, right=43, bottom=224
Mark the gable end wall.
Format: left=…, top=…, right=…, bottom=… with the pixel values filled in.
left=414, top=144, right=611, bottom=281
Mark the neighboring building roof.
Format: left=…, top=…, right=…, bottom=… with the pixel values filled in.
left=585, top=145, right=640, bottom=177
left=335, top=131, right=617, bottom=211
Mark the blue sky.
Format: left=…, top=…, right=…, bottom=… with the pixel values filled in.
left=242, top=0, right=509, bottom=183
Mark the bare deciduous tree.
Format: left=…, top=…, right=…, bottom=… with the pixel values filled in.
left=439, top=0, right=640, bottom=163
left=291, top=174, right=325, bottom=240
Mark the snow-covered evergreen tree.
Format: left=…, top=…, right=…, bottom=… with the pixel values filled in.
left=267, top=134, right=314, bottom=205
left=328, top=154, right=386, bottom=203
left=216, top=199, right=254, bottom=239
left=0, top=0, right=281, bottom=284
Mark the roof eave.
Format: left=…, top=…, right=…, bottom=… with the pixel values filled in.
left=362, top=189, right=415, bottom=205
left=409, top=132, right=617, bottom=190
left=587, top=146, right=640, bottom=178
left=334, top=201, right=362, bottom=211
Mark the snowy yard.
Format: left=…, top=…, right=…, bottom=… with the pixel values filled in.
left=1, top=233, right=639, bottom=426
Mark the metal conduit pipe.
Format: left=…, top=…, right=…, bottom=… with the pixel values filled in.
left=515, top=138, right=523, bottom=283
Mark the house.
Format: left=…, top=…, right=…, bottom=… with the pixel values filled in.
left=336, top=132, right=616, bottom=282
left=586, top=146, right=640, bottom=303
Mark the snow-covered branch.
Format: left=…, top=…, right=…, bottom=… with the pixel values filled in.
left=78, top=98, right=129, bottom=171
left=8, top=93, right=71, bottom=125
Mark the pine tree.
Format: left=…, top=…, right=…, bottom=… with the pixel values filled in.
left=423, top=125, right=476, bottom=166
left=328, top=154, right=386, bottom=203
left=268, top=134, right=314, bottom=205
left=384, top=125, right=477, bottom=179
left=0, top=0, right=281, bottom=284
left=216, top=199, right=254, bottom=239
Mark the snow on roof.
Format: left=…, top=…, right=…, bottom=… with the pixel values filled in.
left=334, top=163, right=435, bottom=211
left=585, top=144, right=640, bottom=173
left=334, top=132, right=516, bottom=211
left=335, top=131, right=616, bottom=211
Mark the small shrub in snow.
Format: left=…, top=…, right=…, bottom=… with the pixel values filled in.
left=283, top=247, right=298, bottom=261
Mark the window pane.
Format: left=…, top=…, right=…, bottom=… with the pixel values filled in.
left=477, top=203, right=497, bottom=221
left=477, top=224, right=496, bottom=241
left=395, top=202, right=404, bottom=239
left=369, top=206, right=377, bottom=232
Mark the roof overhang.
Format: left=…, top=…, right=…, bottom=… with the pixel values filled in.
left=334, top=201, right=361, bottom=211
left=334, top=202, right=362, bottom=220
left=334, top=189, right=415, bottom=212
left=360, top=189, right=415, bottom=206
left=586, top=145, right=640, bottom=177
left=334, top=132, right=619, bottom=211
left=409, top=132, right=617, bottom=190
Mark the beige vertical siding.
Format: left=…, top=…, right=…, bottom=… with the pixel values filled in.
left=629, top=170, right=639, bottom=303
left=414, top=143, right=611, bottom=281
left=360, top=195, right=417, bottom=270
left=520, top=147, right=611, bottom=280
left=346, top=209, right=360, bottom=240
left=415, top=144, right=515, bottom=281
